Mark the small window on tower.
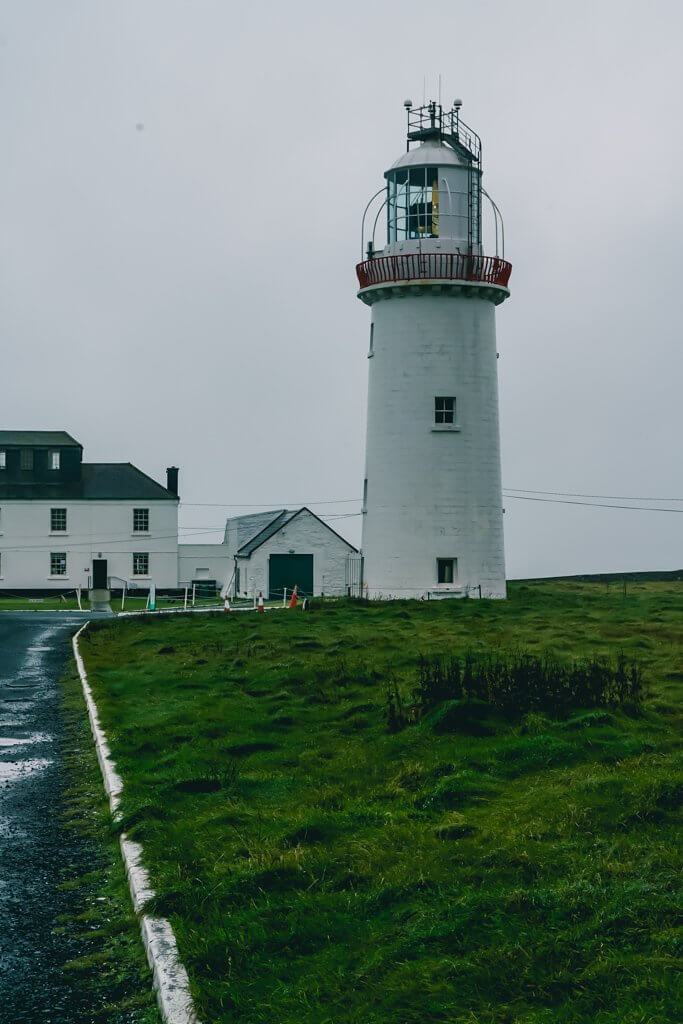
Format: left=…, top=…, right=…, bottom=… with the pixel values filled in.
left=49, top=450, right=60, bottom=470
left=437, top=558, right=456, bottom=584
left=20, top=449, right=34, bottom=471
left=368, top=323, right=375, bottom=357
left=0, top=451, right=6, bottom=470
left=435, top=397, right=455, bottom=424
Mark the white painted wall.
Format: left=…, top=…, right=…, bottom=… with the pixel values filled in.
left=361, top=290, right=506, bottom=599
left=0, top=499, right=178, bottom=590
left=234, top=509, right=356, bottom=599
left=178, top=544, right=232, bottom=589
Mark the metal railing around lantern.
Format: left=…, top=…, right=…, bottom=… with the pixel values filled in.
left=356, top=253, right=512, bottom=290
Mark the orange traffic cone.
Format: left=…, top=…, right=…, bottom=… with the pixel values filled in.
left=289, top=584, right=298, bottom=608
left=257, top=591, right=265, bottom=613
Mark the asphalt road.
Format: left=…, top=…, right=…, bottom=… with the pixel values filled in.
left=0, top=613, right=109, bottom=1022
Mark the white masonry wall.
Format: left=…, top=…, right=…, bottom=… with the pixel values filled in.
left=235, top=510, right=356, bottom=599
left=362, top=290, right=506, bottom=599
left=177, top=544, right=232, bottom=590
left=0, top=500, right=179, bottom=590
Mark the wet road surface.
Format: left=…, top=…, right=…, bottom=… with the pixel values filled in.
left=0, top=613, right=110, bottom=1022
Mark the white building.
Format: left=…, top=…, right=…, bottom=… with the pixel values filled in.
left=0, top=431, right=179, bottom=592
left=357, top=100, right=512, bottom=599
left=179, top=507, right=359, bottom=599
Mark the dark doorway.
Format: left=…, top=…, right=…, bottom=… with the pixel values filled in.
left=268, top=554, right=313, bottom=600
left=92, top=559, right=108, bottom=589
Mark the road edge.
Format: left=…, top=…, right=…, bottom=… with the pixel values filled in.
left=72, top=622, right=199, bottom=1024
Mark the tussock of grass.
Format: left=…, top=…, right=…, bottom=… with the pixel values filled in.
left=81, top=582, right=682, bottom=1023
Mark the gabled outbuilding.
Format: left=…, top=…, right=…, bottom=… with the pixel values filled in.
left=178, top=506, right=360, bottom=599
left=230, top=506, right=359, bottom=600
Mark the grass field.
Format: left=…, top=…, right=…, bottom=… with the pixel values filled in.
left=78, top=581, right=682, bottom=1023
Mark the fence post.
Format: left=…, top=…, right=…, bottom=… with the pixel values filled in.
left=192, top=583, right=196, bottom=607
left=183, top=586, right=188, bottom=611
left=283, top=587, right=287, bottom=608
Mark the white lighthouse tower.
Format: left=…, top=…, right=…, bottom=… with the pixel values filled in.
left=357, top=100, right=511, bottom=599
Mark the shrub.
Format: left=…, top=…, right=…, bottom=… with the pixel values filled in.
left=413, top=650, right=644, bottom=723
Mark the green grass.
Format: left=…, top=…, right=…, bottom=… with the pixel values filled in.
left=78, top=581, right=682, bottom=1023
left=59, top=652, right=161, bottom=1021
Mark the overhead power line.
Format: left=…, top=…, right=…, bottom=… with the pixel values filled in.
left=503, top=494, right=683, bottom=513
left=180, top=498, right=362, bottom=508
left=504, top=488, right=683, bottom=502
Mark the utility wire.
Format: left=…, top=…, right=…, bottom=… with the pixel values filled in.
left=503, top=494, right=683, bottom=513
left=180, top=498, right=362, bottom=508
left=504, top=488, right=683, bottom=502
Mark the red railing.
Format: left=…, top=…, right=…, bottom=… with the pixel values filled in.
left=356, top=253, right=512, bottom=290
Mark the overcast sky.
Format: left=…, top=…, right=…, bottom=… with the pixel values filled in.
left=1, top=0, right=681, bottom=577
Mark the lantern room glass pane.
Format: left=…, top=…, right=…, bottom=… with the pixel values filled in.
left=387, top=167, right=440, bottom=242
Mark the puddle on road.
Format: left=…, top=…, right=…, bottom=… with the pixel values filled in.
left=0, top=733, right=52, bottom=749
left=0, top=758, right=53, bottom=783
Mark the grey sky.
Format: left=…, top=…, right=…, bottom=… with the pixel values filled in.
left=1, top=0, right=681, bottom=577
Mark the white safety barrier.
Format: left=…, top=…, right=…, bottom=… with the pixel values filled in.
left=72, top=624, right=200, bottom=1024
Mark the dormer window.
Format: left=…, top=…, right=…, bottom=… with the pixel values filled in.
left=20, top=449, right=33, bottom=471
left=49, top=450, right=60, bottom=470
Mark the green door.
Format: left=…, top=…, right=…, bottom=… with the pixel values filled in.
left=268, top=554, right=314, bottom=600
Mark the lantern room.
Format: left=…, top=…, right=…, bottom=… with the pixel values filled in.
left=385, top=100, right=482, bottom=252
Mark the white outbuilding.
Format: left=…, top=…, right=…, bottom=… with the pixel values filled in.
left=179, top=507, right=359, bottom=600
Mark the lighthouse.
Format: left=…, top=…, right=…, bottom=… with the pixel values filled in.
left=357, top=100, right=511, bottom=599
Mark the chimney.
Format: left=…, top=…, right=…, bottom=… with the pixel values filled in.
left=166, top=466, right=179, bottom=497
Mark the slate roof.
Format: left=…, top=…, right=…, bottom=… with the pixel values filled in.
left=224, top=510, right=287, bottom=549
left=0, top=463, right=177, bottom=501
left=237, top=510, right=298, bottom=557
left=0, top=430, right=82, bottom=447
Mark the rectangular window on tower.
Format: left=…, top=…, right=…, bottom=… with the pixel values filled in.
left=437, top=558, right=457, bottom=584
left=20, top=449, right=34, bottom=471
left=435, top=397, right=455, bottom=424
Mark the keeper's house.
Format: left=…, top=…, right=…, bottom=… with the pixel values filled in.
left=179, top=507, right=359, bottom=599
left=0, top=431, right=179, bottom=592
